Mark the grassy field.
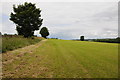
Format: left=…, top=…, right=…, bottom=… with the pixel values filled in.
left=2, top=36, right=41, bottom=53
left=2, top=39, right=118, bottom=78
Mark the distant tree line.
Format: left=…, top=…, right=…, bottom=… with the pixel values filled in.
left=76, top=36, right=120, bottom=43
left=50, top=38, right=58, bottom=39
left=92, top=37, right=120, bottom=43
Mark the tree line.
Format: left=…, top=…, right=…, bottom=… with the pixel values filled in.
left=92, top=37, right=120, bottom=43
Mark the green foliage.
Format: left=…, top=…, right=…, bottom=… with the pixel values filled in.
left=80, top=36, right=84, bottom=41
left=40, top=27, right=49, bottom=38
left=2, top=36, right=41, bottom=53
left=93, top=38, right=120, bottom=43
left=10, top=2, right=43, bottom=37
left=4, top=33, right=7, bottom=36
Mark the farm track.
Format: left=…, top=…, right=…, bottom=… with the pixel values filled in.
left=2, top=39, right=47, bottom=65
left=1, top=39, right=48, bottom=78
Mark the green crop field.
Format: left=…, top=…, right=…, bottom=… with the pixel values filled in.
left=2, top=39, right=118, bottom=78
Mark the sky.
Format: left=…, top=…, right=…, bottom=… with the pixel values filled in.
left=0, top=0, right=119, bottom=39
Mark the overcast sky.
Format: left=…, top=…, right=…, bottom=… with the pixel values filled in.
left=0, top=0, right=119, bottom=39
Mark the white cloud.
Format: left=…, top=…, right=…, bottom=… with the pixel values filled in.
left=0, top=0, right=119, bottom=2
left=1, top=2, right=118, bottom=39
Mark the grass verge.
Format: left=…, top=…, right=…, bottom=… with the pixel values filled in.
left=2, top=36, right=41, bottom=53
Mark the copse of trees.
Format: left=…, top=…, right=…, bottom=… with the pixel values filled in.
left=40, top=27, right=49, bottom=38
left=10, top=2, right=43, bottom=37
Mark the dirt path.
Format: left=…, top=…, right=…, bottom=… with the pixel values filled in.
left=2, top=39, right=47, bottom=64
left=2, top=39, right=48, bottom=78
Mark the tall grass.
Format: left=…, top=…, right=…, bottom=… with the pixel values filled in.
left=2, top=36, right=41, bottom=53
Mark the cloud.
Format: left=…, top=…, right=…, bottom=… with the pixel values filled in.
left=0, top=0, right=119, bottom=2
left=1, top=2, right=118, bottom=39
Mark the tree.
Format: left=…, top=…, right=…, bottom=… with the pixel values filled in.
left=0, top=32, right=1, bottom=35
left=4, top=33, right=7, bottom=36
left=80, top=36, right=84, bottom=41
left=10, top=2, right=43, bottom=37
left=40, top=27, right=49, bottom=38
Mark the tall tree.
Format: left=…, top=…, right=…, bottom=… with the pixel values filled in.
left=80, top=36, right=84, bottom=41
left=10, top=2, right=43, bottom=37
left=40, top=27, right=49, bottom=38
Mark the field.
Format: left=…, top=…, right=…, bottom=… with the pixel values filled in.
left=2, top=36, right=41, bottom=53
left=2, top=39, right=118, bottom=78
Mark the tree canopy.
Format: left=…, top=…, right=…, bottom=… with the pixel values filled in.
left=80, top=36, right=84, bottom=41
left=10, top=2, right=43, bottom=37
left=40, top=27, right=49, bottom=38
